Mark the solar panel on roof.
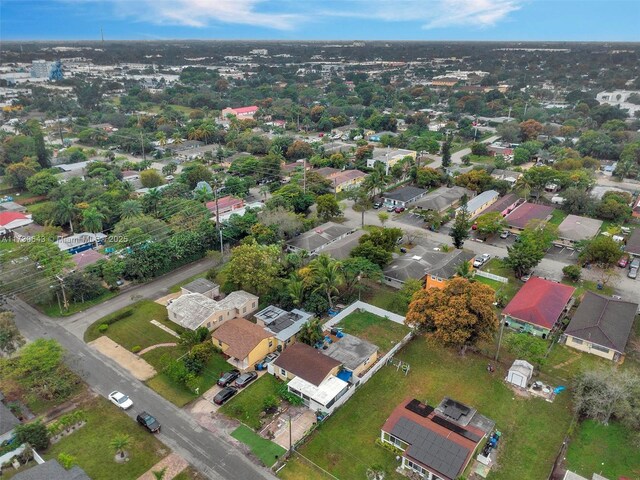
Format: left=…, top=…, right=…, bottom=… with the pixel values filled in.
left=431, top=415, right=482, bottom=443
left=405, top=399, right=434, bottom=418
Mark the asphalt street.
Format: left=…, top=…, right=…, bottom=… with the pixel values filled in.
left=8, top=297, right=277, bottom=480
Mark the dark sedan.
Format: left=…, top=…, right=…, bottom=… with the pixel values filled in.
left=213, top=386, right=237, bottom=405
left=235, top=371, right=258, bottom=388
left=217, top=369, right=240, bottom=387
left=136, top=412, right=161, bottom=433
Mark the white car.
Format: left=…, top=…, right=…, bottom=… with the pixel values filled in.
left=473, top=254, right=491, bottom=268
left=109, top=391, right=133, bottom=410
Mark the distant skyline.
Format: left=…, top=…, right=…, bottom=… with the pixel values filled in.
left=1, top=0, right=639, bottom=42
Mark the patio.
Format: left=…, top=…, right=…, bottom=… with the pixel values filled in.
left=260, top=405, right=317, bottom=450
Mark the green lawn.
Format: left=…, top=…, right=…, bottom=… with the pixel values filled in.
left=220, top=375, right=282, bottom=430
left=84, top=300, right=182, bottom=351
left=145, top=353, right=231, bottom=407
left=475, top=274, right=520, bottom=303
left=336, top=310, right=410, bottom=353
left=231, top=425, right=286, bottom=468
left=142, top=345, right=188, bottom=370
left=0, top=240, right=15, bottom=252
left=467, top=154, right=496, bottom=164
left=566, top=420, right=640, bottom=479
left=44, top=398, right=167, bottom=480
left=542, top=344, right=633, bottom=383
left=362, top=282, right=407, bottom=315
left=548, top=209, right=569, bottom=227
left=40, top=290, right=119, bottom=317
left=278, top=338, right=573, bottom=480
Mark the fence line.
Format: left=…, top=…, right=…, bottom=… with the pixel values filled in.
left=474, top=270, right=509, bottom=283
left=324, top=301, right=406, bottom=329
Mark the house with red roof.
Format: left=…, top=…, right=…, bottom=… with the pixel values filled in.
left=504, top=202, right=554, bottom=231
left=502, top=277, right=575, bottom=338
left=206, top=196, right=244, bottom=217
left=0, top=211, right=32, bottom=234
left=220, top=105, right=259, bottom=120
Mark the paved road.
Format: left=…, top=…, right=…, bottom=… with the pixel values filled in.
left=342, top=203, right=640, bottom=301
left=60, top=256, right=219, bottom=338
left=451, top=135, right=500, bottom=164
left=8, top=297, right=276, bottom=480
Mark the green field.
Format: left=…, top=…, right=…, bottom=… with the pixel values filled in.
left=41, top=290, right=118, bottom=317
left=85, top=300, right=182, bottom=350
left=278, top=338, right=573, bottom=480
left=362, top=282, right=407, bottom=315
left=548, top=209, right=569, bottom=227
left=336, top=310, right=410, bottom=352
left=220, top=374, right=282, bottom=430
left=44, top=398, right=166, bottom=480
left=231, top=425, right=286, bottom=467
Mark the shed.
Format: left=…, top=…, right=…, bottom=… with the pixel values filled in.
left=506, top=360, right=534, bottom=388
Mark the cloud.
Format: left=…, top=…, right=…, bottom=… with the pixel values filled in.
left=111, top=0, right=299, bottom=30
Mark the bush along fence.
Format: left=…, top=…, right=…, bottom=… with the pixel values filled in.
left=474, top=270, right=509, bottom=283
left=47, top=410, right=87, bottom=444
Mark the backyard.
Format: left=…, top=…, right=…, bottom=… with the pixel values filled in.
left=231, top=426, right=286, bottom=468
left=335, top=310, right=410, bottom=353
left=85, top=300, right=183, bottom=351
left=278, top=337, right=574, bottom=480
left=44, top=397, right=167, bottom=480
left=361, top=282, right=407, bottom=315
left=219, top=374, right=282, bottom=430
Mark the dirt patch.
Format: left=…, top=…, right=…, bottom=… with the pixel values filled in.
left=155, top=292, right=181, bottom=306
left=88, top=337, right=157, bottom=381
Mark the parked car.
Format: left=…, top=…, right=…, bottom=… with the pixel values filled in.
left=629, top=267, right=638, bottom=279
left=499, top=231, right=510, bottom=239
left=217, top=369, right=240, bottom=387
left=473, top=254, right=491, bottom=268
left=618, top=255, right=629, bottom=268
left=629, top=258, right=640, bottom=270
left=213, top=387, right=237, bottom=405
left=255, top=352, right=279, bottom=370
left=394, top=206, right=405, bottom=213
left=235, top=371, right=258, bottom=388
left=373, top=201, right=383, bottom=209
left=386, top=205, right=396, bottom=212
left=521, top=271, right=533, bottom=282
left=108, top=391, right=133, bottom=410
left=136, top=412, right=161, bottom=433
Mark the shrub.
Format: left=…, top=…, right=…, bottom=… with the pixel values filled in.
left=562, top=264, right=581, bottom=282
left=277, top=382, right=304, bottom=406
left=14, top=421, right=49, bottom=450
left=98, top=324, right=109, bottom=333
left=131, top=345, right=142, bottom=353
left=58, top=453, right=77, bottom=470
left=104, top=309, right=133, bottom=326
left=263, top=395, right=279, bottom=411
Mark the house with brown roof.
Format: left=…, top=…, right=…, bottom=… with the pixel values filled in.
left=211, top=318, right=276, bottom=370
left=556, top=215, right=603, bottom=245
left=270, top=342, right=349, bottom=412
left=562, top=292, right=638, bottom=362
left=626, top=228, right=640, bottom=257
left=504, top=202, right=554, bottom=231
left=381, top=398, right=494, bottom=480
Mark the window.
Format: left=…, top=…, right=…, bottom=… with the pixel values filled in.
left=252, top=302, right=256, bottom=308
left=269, top=339, right=273, bottom=348
left=430, top=275, right=436, bottom=280
left=571, top=337, right=583, bottom=345
left=280, top=368, right=286, bottom=376
left=218, top=315, right=223, bottom=322
left=243, top=307, right=246, bottom=313
left=207, top=322, right=211, bottom=328
left=436, top=277, right=442, bottom=282
left=218, top=340, right=222, bottom=347
left=591, top=344, right=610, bottom=353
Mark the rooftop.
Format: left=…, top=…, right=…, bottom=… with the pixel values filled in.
left=557, top=215, right=603, bottom=242
left=0, top=401, right=21, bottom=436
left=483, top=193, right=521, bottom=215
left=322, top=229, right=366, bottom=260
left=287, top=375, right=349, bottom=408
left=259, top=307, right=313, bottom=341
left=323, top=334, right=378, bottom=371
left=382, top=186, right=427, bottom=203
left=71, top=249, right=106, bottom=270
left=502, top=277, right=575, bottom=329
left=625, top=228, right=640, bottom=256
left=182, top=278, right=219, bottom=295
left=286, top=222, right=354, bottom=253
left=505, top=202, right=554, bottom=229
left=462, top=190, right=499, bottom=213
left=12, top=460, right=90, bottom=480
left=55, top=232, right=107, bottom=252
left=212, top=318, right=272, bottom=360
left=0, top=211, right=29, bottom=227
left=565, top=291, right=638, bottom=353
left=413, top=186, right=473, bottom=212
left=384, top=245, right=474, bottom=283
left=273, top=342, right=341, bottom=386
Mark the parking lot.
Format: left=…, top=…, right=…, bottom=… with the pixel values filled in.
left=545, top=244, right=580, bottom=262
left=393, top=210, right=428, bottom=229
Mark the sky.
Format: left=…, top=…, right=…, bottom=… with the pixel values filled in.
left=1, top=0, right=639, bottom=42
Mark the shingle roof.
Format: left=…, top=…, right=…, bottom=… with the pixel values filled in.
left=383, top=245, right=473, bottom=283
left=286, top=222, right=354, bottom=252
left=565, top=291, right=638, bottom=353
left=167, top=293, right=220, bottom=330
left=0, top=401, right=21, bottom=436
left=322, top=229, right=366, bottom=260
left=626, top=228, right=640, bottom=256
left=413, top=186, right=472, bottom=213
left=212, top=318, right=272, bottom=360
left=323, top=334, right=378, bottom=371
left=182, top=278, right=219, bottom=295
left=463, top=190, right=499, bottom=213
left=273, top=342, right=341, bottom=386
left=557, top=215, right=603, bottom=242
left=382, top=186, right=427, bottom=203
left=12, top=460, right=91, bottom=480
left=505, top=202, right=554, bottom=229
left=502, top=277, right=575, bottom=329
left=483, top=193, right=520, bottom=215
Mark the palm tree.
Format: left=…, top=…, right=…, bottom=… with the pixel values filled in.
left=259, top=184, right=270, bottom=202
left=82, top=207, right=105, bottom=246
left=120, top=200, right=142, bottom=219
left=109, top=434, right=131, bottom=461
left=155, top=131, right=167, bottom=147
left=194, top=186, right=213, bottom=203
left=297, top=318, right=324, bottom=346
left=145, top=188, right=162, bottom=218
left=456, top=260, right=474, bottom=281
left=310, top=255, right=343, bottom=309
left=172, top=132, right=183, bottom=145
left=287, top=275, right=306, bottom=307
left=152, top=467, right=167, bottom=480
left=55, top=198, right=77, bottom=234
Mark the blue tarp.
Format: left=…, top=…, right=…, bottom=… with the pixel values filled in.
left=337, top=370, right=352, bottom=382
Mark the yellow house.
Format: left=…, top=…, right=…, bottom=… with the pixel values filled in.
left=212, top=318, right=276, bottom=370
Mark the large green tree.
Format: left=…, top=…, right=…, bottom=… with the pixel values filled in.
left=221, top=239, right=282, bottom=295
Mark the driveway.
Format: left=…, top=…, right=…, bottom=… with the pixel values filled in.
left=88, top=336, right=156, bottom=381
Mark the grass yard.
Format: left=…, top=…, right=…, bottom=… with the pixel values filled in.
left=566, top=420, right=640, bottom=479
left=362, top=282, right=407, bottom=315
left=336, top=310, right=410, bottom=353
left=219, top=374, right=282, bottom=430
left=85, top=300, right=182, bottom=351
left=145, top=353, right=231, bottom=407
left=40, top=290, right=118, bottom=317
left=474, top=274, right=520, bottom=303
left=0, top=240, right=15, bottom=252
left=141, top=345, right=188, bottom=370
left=548, top=209, right=569, bottom=227
left=561, top=278, right=614, bottom=299
left=44, top=397, right=167, bottom=480
left=231, top=425, right=286, bottom=468
left=278, top=337, right=573, bottom=480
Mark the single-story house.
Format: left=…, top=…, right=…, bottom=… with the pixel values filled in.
left=381, top=397, right=494, bottom=480
left=212, top=318, right=275, bottom=370
left=412, top=186, right=474, bottom=214
left=0, top=400, right=21, bottom=444
left=286, top=222, right=355, bottom=256
left=12, top=459, right=91, bottom=480
left=0, top=201, right=27, bottom=213
left=490, top=169, right=522, bottom=185
left=632, top=196, right=640, bottom=219
left=626, top=228, right=640, bottom=257
left=487, top=144, right=514, bottom=156
left=220, top=105, right=259, bottom=120
left=217, top=201, right=263, bottom=223
left=506, top=359, right=534, bottom=389
left=556, top=215, right=603, bottom=245
left=502, top=277, right=575, bottom=338
left=458, top=190, right=499, bottom=218
left=206, top=196, right=244, bottom=216
left=323, top=334, right=378, bottom=381
left=11, top=223, right=46, bottom=242
left=167, top=290, right=259, bottom=331
left=322, top=229, right=366, bottom=260
left=164, top=140, right=204, bottom=153
left=382, top=186, right=428, bottom=208
left=368, top=148, right=417, bottom=170
left=0, top=212, right=32, bottom=233
left=270, top=342, right=349, bottom=412
left=180, top=278, right=219, bottom=299
left=314, top=167, right=367, bottom=193
left=504, top=202, right=554, bottom=231
left=483, top=193, right=522, bottom=217
left=71, top=249, right=106, bottom=270
left=563, top=291, right=638, bottom=362
left=383, top=244, right=475, bottom=290
left=563, top=471, right=610, bottom=480
left=55, top=232, right=106, bottom=254
left=254, top=305, right=313, bottom=350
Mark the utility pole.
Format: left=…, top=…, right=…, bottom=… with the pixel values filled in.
left=56, top=114, right=64, bottom=144
left=507, top=106, right=512, bottom=121
left=56, top=275, right=69, bottom=310
left=303, top=157, right=306, bottom=194
left=523, top=102, right=529, bottom=119
left=213, top=178, right=223, bottom=255
left=494, top=319, right=505, bottom=362
left=288, top=414, right=292, bottom=454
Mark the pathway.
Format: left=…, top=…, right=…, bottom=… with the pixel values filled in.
left=150, top=319, right=180, bottom=338
left=137, top=453, right=189, bottom=480
left=88, top=337, right=157, bottom=381
left=138, top=342, right=178, bottom=356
